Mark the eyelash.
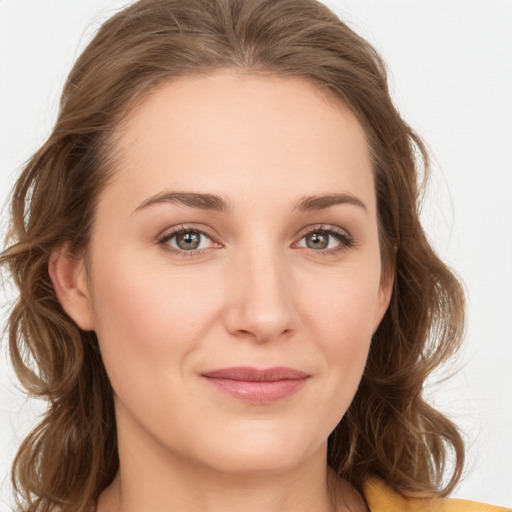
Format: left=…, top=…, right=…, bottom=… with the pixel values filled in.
left=157, top=224, right=355, bottom=258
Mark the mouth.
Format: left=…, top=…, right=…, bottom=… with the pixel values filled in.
left=201, top=366, right=310, bottom=404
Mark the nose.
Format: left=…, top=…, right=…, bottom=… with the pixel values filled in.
left=223, top=244, right=299, bottom=343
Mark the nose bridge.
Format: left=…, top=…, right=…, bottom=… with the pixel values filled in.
left=225, top=235, right=297, bottom=342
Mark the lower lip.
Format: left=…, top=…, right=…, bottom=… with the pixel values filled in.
left=203, top=377, right=308, bottom=404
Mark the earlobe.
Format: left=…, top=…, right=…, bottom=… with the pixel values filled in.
left=48, top=247, right=95, bottom=331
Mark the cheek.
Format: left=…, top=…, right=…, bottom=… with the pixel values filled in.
left=304, top=263, right=381, bottom=342
left=88, top=250, right=223, bottom=393
left=301, top=263, right=381, bottom=388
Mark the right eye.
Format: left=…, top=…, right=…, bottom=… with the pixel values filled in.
left=158, top=226, right=219, bottom=256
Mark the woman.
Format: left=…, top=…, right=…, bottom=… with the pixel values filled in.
left=0, top=0, right=509, bottom=511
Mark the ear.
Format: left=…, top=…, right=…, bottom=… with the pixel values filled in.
left=48, top=247, right=95, bottom=331
left=372, top=268, right=394, bottom=333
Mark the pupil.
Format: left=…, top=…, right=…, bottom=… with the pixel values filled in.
left=178, top=231, right=200, bottom=250
left=307, top=232, right=328, bottom=249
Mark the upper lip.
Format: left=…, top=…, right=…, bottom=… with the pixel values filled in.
left=201, top=366, right=310, bottom=382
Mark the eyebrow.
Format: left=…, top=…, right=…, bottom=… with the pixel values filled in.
left=134, top=191, right=231, bottom=213
left=133, top=191, right=367, bottom=214
left=293, top=193, right=367, bottom=213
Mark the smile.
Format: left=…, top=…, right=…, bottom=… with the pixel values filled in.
left=201, top=366, right=310, bottom=404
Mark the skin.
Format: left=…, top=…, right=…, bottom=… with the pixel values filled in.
left=50, top=70, right=392, bottom=512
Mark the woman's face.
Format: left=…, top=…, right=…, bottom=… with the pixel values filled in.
left=64, top=71, right=391, bottom=475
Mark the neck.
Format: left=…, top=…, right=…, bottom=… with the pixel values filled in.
left=101, top=466, right=336, bottom=512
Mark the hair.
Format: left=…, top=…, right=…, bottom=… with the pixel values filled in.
left=1, top=0, right=466, bottom=510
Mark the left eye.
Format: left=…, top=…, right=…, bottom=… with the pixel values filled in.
left=161, top=228, right=214, bottom=251
left=296, top=228, right=351, bottom=251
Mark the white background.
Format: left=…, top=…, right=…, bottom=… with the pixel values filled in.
left=1, top=0, right=511, bottom=509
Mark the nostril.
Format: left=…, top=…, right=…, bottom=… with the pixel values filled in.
left=237, top=328, right=293, bottom=344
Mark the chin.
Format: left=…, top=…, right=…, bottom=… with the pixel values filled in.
left=189, top=428, right=326, bottom=476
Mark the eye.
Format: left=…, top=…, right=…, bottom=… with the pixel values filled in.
left=158, top=226, right=218, bottom=255
left=295, top=225, right=354, bottom=254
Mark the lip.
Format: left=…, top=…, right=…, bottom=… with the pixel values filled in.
left=201, top=366, right=310, bottom=404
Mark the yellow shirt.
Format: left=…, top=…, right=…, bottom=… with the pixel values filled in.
left=363, top=478, right=511, bottom=512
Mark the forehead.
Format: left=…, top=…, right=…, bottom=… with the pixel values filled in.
left=103, top=70, right=375, bottom=216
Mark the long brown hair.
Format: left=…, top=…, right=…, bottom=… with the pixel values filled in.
left=1, top=0, right=465, bottom=510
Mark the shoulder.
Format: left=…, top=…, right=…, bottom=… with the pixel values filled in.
left=362, top=477, right=510, bottom=512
